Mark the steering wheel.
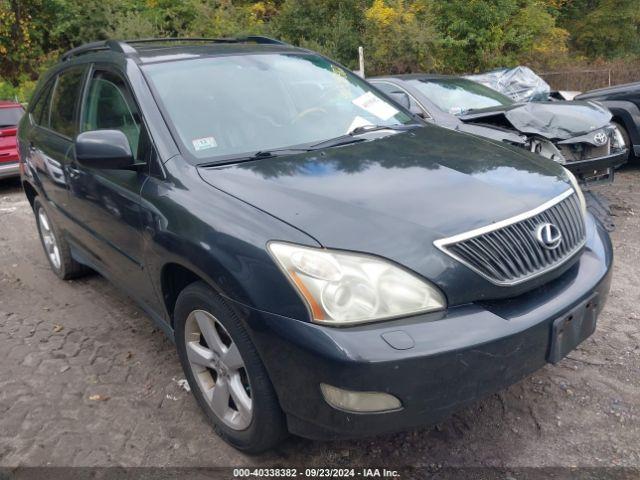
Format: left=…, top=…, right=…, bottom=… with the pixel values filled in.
left=293, top=107, right=328, bottom=124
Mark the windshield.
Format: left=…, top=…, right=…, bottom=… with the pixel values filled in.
left=143, top=54, right=412, bottom=162
left=0, top=107, right=24, bottom=128
left=407, top=78, right=514, bottom=116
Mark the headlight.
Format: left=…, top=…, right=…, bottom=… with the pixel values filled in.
left=610, top=125, right=626, bottom=150
left=268, top=242, right=446, bottom=326
left=565, top=168, right=587, bottom=217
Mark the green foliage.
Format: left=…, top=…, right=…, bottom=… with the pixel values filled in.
left=432, top=0, right=569, bottom=73
left=272, top=0, right=369, bottom=69
left=560, top=0, right=640, bottom=58
left=363, top=0, right=440, bottom=74
left=0, top=0, right=639, bottom=100
left=0, top=75, right=36, bottom=103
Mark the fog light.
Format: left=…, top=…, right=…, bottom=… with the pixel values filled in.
left=320, top=383, right=402, bottom=413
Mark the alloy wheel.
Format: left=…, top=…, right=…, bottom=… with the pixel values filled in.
left=37, top=208, right=61, bottom=270
left=184, top=309, right=253, bottom=430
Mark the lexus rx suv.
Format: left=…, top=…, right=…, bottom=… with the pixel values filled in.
left=17, top=38, right=613, bottom=452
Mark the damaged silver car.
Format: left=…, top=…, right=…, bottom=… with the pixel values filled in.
left=371, top=74, right=628, bottom=184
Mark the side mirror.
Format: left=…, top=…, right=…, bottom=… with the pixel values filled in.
left=75, top=130, right=134, bottom=169
left=387, top=91, right=426, bottom=118
left=387, top=91, right=411, bottom=110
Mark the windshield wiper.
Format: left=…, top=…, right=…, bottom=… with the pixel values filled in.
left=197, top=147, right=313, bottom=167
left=197, top=124, right=421, bottom=167
left=310, top=123, right=418, bottom=150
left=349, top=124, right=412, bottom=135
left=250, top=147, right=314, bottom=159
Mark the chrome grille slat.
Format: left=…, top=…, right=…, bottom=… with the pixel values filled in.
left=545, top=206, right=567, bottom=255
left=466, top=238, right=509, bottom=279
left=435, top=190, right=586, bottom=286
left=456, top=242, right=505, bottom=281
left=506, top=225, right=535, bottom=273
left=490, top=230, right=527, bottom=274
left=539, top=211, right=560, bottom=262
left=502, top=227, right=532, bottom=273
left=557, top=201, right=577, bottom=246
left=513, top=221, right=542, bottom=270
left=483, top=233, right=519, bottom=277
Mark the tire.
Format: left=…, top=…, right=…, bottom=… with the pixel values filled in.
left=612, top=121, right=633, bottom=162
left=174, top=281, right=287, bottom=453
left=33, top=197, right=89, bottom=280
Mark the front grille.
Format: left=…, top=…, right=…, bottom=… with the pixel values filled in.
left=558, top=142, right=609, bottom=162
left=435, top=190, right=586, bottom=285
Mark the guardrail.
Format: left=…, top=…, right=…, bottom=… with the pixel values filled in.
left=540, top=68, right=640, bottom=92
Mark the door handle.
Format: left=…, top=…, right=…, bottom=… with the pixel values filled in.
left=67, top=164, right=81, bottom=180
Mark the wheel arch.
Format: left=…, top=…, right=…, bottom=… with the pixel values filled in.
left=22, top=180, right=38, bottom=209
left=160, top=262, right=210, bottom=325
left=603, top=101, right=640, bottom=148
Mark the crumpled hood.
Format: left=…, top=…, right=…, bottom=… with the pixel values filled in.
left=459, top=101, right=612, bottom=140
left=197, top=126, right=571, bottom=268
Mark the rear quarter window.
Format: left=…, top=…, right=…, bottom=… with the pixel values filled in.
left=30, top=80, right=54, bottom=126
left=49, top=67, right=86, bottom=137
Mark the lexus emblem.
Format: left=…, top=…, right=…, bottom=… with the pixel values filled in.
left=593, top=132, right=608, bottom=146
left=535, top=223, right=562, bottom=250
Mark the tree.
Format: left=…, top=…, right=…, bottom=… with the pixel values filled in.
left=560, top=0, right=640, bottom=59
left=272, top=0, right=369, bottom=69
left=0, top=0, right=49, bottom=82
left=363, top=0, right=440, bottom=74
left=431, top=0, right=569, bottom=72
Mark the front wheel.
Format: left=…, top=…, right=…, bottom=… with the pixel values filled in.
left=174, top=281, right=287, bottom=453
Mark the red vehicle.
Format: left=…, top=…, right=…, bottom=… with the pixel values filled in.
left=0, top=101, right=25, bottom=179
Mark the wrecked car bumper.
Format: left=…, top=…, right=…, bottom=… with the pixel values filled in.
left=563, top=149, right=628, bottom=184
left=241, top=215, right=613, bottom=440
left=0, top=160, right=20, bottom=179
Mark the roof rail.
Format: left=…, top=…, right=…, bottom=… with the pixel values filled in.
left=60, top=36, right=289, bottom=61
left=125, top=36, right=288, bottom=46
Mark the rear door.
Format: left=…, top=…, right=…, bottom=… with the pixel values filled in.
left=64, top=65, right=159, bottom=308
left=25, top=66, right=87, bottom=216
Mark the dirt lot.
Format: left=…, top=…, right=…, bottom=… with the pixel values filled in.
left=0, top=168, right=639, bottom=469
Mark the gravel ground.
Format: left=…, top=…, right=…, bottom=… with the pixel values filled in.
left=0, top=167, right=638, bottom=469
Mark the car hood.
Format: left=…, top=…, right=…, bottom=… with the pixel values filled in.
left=458, top=101, right=612, bottom=140
left=198, top=126, right=571, bottom=266
left=575, top=81, right=640, bottom=100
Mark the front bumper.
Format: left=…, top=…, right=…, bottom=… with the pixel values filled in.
left=239, top=215, right=613, bottom=440
left=564, top=149, right=627, bottom=184
left=0, top=161, right=19, bottom=179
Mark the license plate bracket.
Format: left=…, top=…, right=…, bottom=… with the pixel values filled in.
left=548, top=294, right=599, bottom=364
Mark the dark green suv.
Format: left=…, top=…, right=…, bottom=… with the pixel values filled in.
left=18, top=38, right=613, bottom=452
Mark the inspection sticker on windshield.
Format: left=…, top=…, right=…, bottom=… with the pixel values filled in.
left=352, top=91, right=398, bottom=121
left=192, top=136, right=217, bottom=151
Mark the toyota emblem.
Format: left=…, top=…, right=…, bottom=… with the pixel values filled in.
left=535, top=223, right=562, bottom=250
left=593, top=132, right=608, bottom=146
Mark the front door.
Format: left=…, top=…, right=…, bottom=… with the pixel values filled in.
left=65, top=66, right=159, bottom=309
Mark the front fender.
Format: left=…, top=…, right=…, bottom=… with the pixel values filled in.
left=602, top=100, right=640, bottom=147
left=140, top=157, right=319, bottom=324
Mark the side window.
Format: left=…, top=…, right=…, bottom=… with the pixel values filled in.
left=49, top=67, right=85, bottom=137
left=82, top=71, right=150, bottom=162
left=30, top=80, right=54, bottom=126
